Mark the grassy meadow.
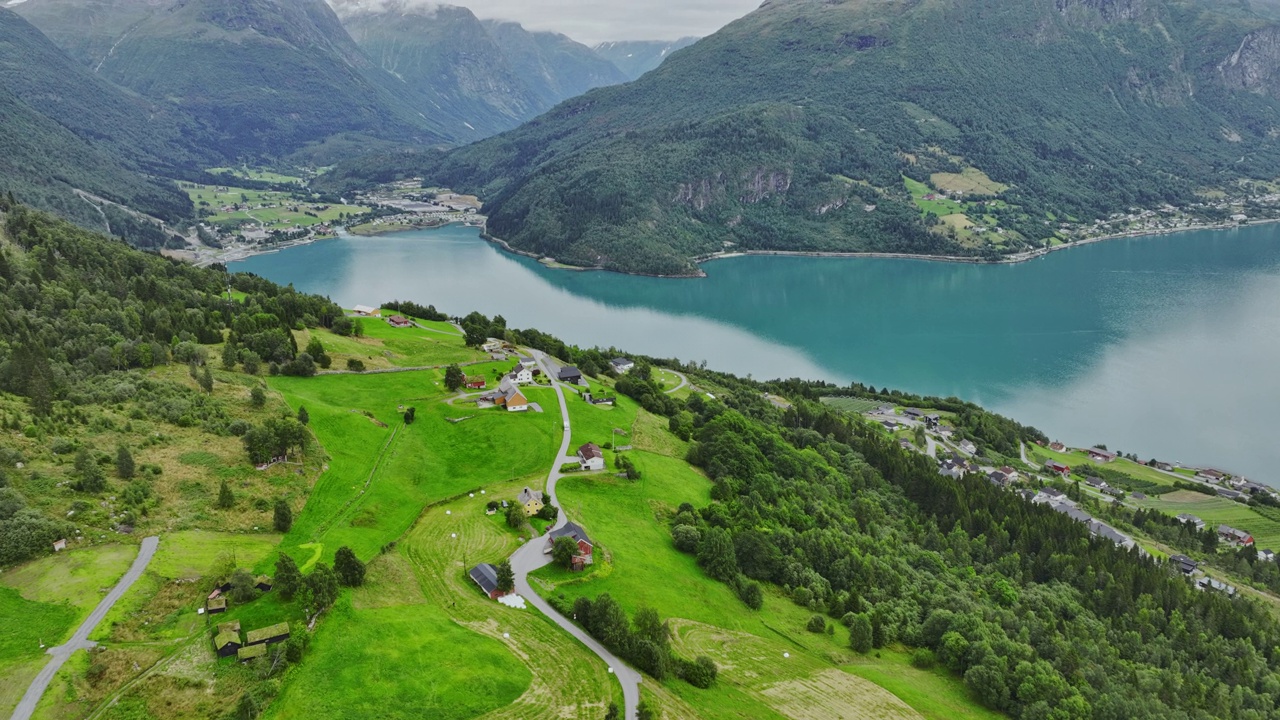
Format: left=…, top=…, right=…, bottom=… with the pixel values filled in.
left=296, top=316, right=487, bottom=371
left=185, top=183, right=366, bottom=231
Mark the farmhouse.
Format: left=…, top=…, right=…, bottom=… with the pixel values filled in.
left=245, top=623, right=291, bottom=647
left=387, top=315, right=413, bottom=328
left=465, top=376, right=486, bottom=389
left=469, top=563, right=509, bottom=599
left=213, top=630, right=242, bottom=658
left=1219, top=525, right=1254, bottom=546
left=1084, top=477, right=1110, bottom=492
left=998, top=466, right=1019, bottom=481
left=545, top=522, right=595, bottom=568
left=237, top=644, right=268, bottom=662
left=1169, top=554, right=1198, bottom=575
left=517, top=487, right=544, bottom=516
left=610, top=358, right=635, bottom=374
left=1176, top=514, right=1205, bottom=530
left=508, top=366, right=533, bottom=385
left=1049, top=442, right=1067, bottom=452
left=352, top=305, right=378, bottom=316
left=988, top=470, right=1010, bottom=487
left=483, top=381, right=529, bottom=412
left=1044, top=460, right=1071, bottom=476
left=577, top=443, right=605, bottom=471
left=517, top=356, right=537, bottom=369
left=1086, top=448, right=1118, bottom=463
left=558, top=366, right=584, bottom=385
left=1260, top=549, right=1277, bottom=562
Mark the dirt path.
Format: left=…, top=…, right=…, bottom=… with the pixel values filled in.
left=10, top=536, right=159, bottom=720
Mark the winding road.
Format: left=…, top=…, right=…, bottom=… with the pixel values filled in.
left=11, top=536, right=159, bottom=720
left=507, top=351, right=641, bottom=720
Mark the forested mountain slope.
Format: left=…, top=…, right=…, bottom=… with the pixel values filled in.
left=12, top=0, right=449, bottom=159
left=332, top=2, right=627, bottom=140
left=321, top=0, right=1280, bottom=275
left=0, top=8, right=196, bottom=228
left=591, top=37, right=698, bottom=79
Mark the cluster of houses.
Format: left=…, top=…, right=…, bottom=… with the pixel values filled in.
left=1028, top=488, right=1138, bottom=551
left=479, top=357, right=538, bottom=412
left=204, top=575, right=272, bottom=615
left=213, top=620, right=292, bottom=662
left=469, top=522, right=598, bottom=599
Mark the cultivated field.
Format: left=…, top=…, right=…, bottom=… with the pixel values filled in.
left=1136, top=491, right=1280, bottom=550
left=820, top=397, right=884, bottom=415
left=930, top=168, right=1008, bottom=196
left=184, top=183, right=366, bottom=231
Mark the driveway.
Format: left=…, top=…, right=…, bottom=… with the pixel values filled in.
left=662, top=369, right=689, bottom=395
left=507, top=351, right=642, bottom=719
left=11, top=536, right=160, bottom=720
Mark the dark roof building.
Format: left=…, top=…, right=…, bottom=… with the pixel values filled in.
left=1169, top=554, right=1198, bottom=574
left=254, top=575, right=273, bottom=592
left=237, top=644, right=268, bottom=662
left=206, top=596, right=227, bottom=614
left=214, top=630, right=242, bottom=658
left=245, top=623, right=291, bottom=646
left=469, top=563, right=507, bottom=599
left=558, top=366, right=583, bottom=383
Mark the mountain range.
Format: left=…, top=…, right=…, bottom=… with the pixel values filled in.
left=320, top=0, right=1280, bottom=275
left=592, top=38, right=699, bottom=80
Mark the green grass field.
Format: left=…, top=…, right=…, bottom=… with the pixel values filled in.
left=566, top=387, right=640, bottom=452
left=185, top=183, right=366, bottom=230
left=905, top=177, right=966, bottom=216
left=0, top=586, right=78, bottom=717
left=270, top=372, right=562, bottom=564
left=207, top=167, right=304, bottom=185
left=1136, top=491, right=1280, bottom=550
left=1, top=544, right=136, bottom=619
left=299, top=319, right=486, bottom=371
left=265, top=596, right=530, bottom=720
left=819, top=396, right=885, bottom=415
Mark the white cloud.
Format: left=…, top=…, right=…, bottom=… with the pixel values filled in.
left=328, top=0, right=762, bottom=44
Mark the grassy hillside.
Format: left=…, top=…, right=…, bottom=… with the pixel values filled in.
left=321, top=0, right=1280, bottom=275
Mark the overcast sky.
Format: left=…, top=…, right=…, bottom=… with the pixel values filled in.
left=446, top=1, right=762, bottom=44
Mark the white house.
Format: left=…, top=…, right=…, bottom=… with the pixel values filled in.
left=508, top=366, right=533, bottom=385
left=610, top=358, right=635, bottom=374
left=517, top=356, right=538, bottom=370
left=352, top=305, right=378, bottom=316
left=577, top=443, right=605, bottom=471
left=958, top=440, right=977, bottom=454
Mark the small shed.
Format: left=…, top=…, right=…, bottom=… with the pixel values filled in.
left=237, top=644, right=268, bottom=662
left=214, top=630, right=242, bottom=658
left=245, top=622, right=291, bottom=646
left=52, top=539, right=67, bottom=552
left=254, top=575, right=273, bottom=592
left=206, top=597, right=227, bottom=614
left=217, top=620, right=241, bottom=634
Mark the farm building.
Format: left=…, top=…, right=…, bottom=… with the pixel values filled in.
left=482, top=381, right=529, bottom=412
left=1086, top=448, right=1118, bottom=463
left=517, top=487, right=544, bottom=516
left=545, top=522, right=595, bottom=569
left=352, top=305, right=379, bottom=316
left=1049, top=442, right=1066, bottom=452
left=1044, top=460, right=1070, bottom=476
left=577, top=443, right=605, bottom=471
left=468, top=563, right=509, bottom=600
left=254, top=575, right=273, bottom=592
left=387, top=315, right=413, bottom=328
left=1218, top=525, right=1254, bottom=547
left=610, top=358, right=635, bottom=374
left=1176, top=514, right=1205, bottom=530
left=998, top=466, right=1019, bottom=481
left=517, top=356, right=537, bottom=369
left=1169, top=554, right=1199, bottom=575
left=245, top=622, right=291, bottom=646
left=214, top=630, right=242, bottom=658
left=465, top=376, right=486, bottom=389
left=558, top=367, right=583, bottom=384
left=206, top=597, right=227, bottom=614
left=508, top=366, right=533, bottom=384
left=237, top=644, right=268, bottom=662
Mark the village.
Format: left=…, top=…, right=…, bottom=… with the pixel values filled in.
left=846, top=401, right=1280, bottom=600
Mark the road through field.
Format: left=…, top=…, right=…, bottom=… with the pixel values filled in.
left=10, top=536, right=159, bottom=720
left=508, top=351, right=641, bottom=720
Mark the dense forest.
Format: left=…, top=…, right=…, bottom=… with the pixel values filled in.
left=320, top=0, right=1280, bottom=275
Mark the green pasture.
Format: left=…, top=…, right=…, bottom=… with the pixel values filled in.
left=207, top=167, right=304, bottom=185
left=270, top=372, right=561, bottom=563
left=0, top=587, right=77, bottom=717
left=904, top=177, right=965, bottom=216
left=186, top=183, right=366, bottom=230
left=1, top=544, right=136, bottom=619
left=148, top=531, right=282, bottom=580
left=566, top=386, right=639, bottom=451
left=819, top=396, right=884, bottom=415
left=266, top=597, right=529, bottom=720
left=1135, top=491, right=1280, bottom=550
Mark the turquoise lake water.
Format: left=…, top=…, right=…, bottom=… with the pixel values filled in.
left=232, top=224, right=1280, bottom=483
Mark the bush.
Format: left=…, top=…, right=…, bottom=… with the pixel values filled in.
left=736, top=579, right=763, bottom=610
left=910, top=648, right=937, bottom=669
left=671, top=525, right=700, bottom=553
left=346, top=358, right=365, bottom=372
left=806, top=615, right=827, bottom=633
left=677, top=655, right=718, bottom=688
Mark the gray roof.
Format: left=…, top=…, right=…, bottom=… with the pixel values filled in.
left=469, top=563, right=499, bottom=595
left=517, top=487, right=543, bottom=504
left=1054, top=505, right=1092, bottom=523
left=548, top=521, right=593, bottom=547
left=610, top=358, right=632, bottom=366
left=559, top=366, right=582, bottom=378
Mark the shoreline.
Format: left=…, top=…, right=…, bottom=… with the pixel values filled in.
left=209, top=215, right=1278, bottom=276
